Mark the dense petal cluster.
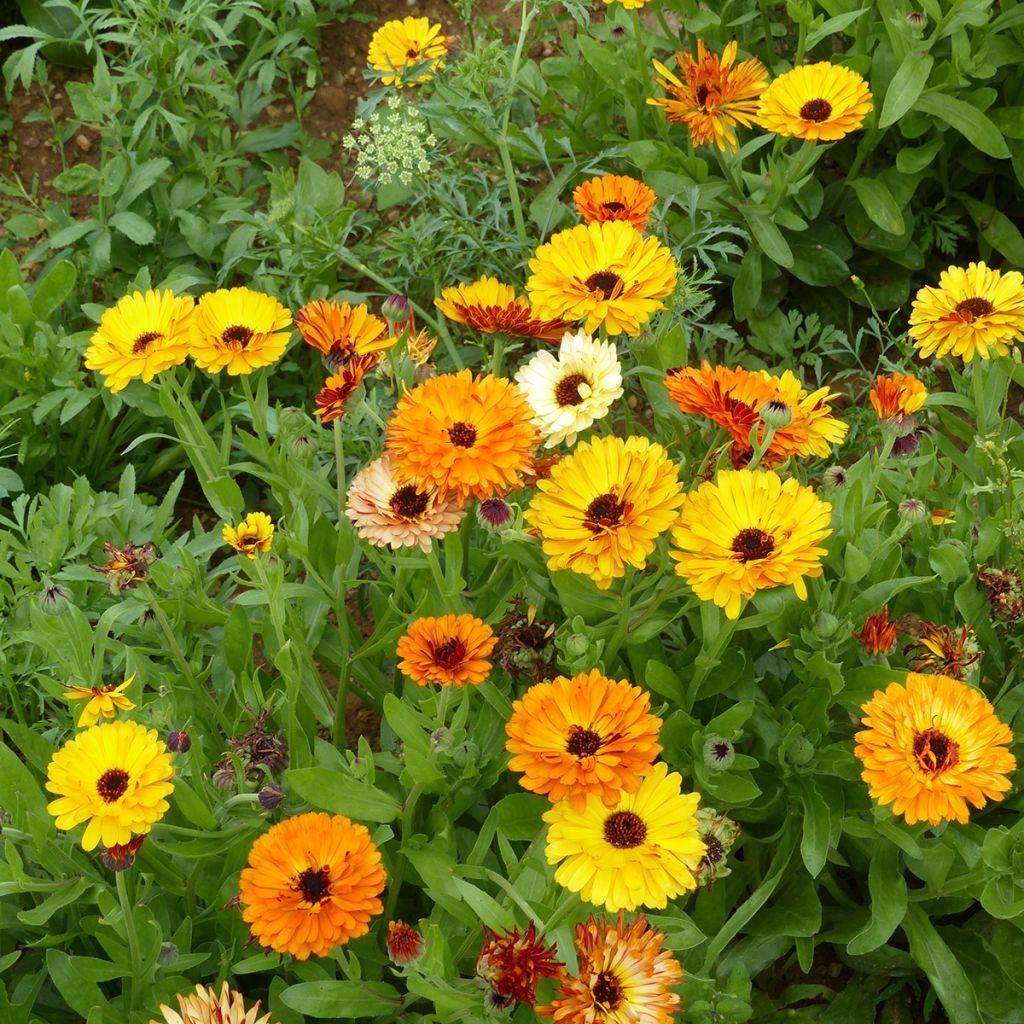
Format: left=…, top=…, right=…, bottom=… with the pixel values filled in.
left=758, top=62, right=873, bottom=141
left=153, top=982, right=273, bottom=1024
left=435, top=277, right=573, bottom=343
left=869, top=372, right=927, bottom=428
left=63, top=675, right=136, bottom=728
left=396, top=613, right=497, bottom=687
left=367, top=16, right=447, bottom=87
left=191, top=287, right=292, bottom=375
left=476, top=922, right=564, bottom=1007
left=222, top=512, right=275, bottom=559
left=573, top=174, right=658, bottom=232
left=295, top=299, right=395, bottom=368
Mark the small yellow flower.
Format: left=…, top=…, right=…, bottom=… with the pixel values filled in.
left=223, top=512, right=274, bottom=559
left=63, top=675, right=137, bottom=728
left=931, top=509, right=955, bottom=526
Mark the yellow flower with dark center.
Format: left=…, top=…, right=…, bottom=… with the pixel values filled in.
left=222, top=512, right=274, bottom=559
left=671, top=470, right=832, bottom=620
left=908, top=262, right=1024, bottom=362
left=572, top=174, right=658, bottom=232
left=524, top=435, right=684, bottom=590
left=435, top=276, right=573, bottom=344
left=84, top=289, right=195, bottom=393
left=239, top=812, right=387, bottom=959
left=649, top=41, right=769, bottom=152
left=153, top=982, right=273, bottom=1024
left=854, top=672, right=1016, bottom=826
left=367, top=16, right=447, bottom=87
left=758, top=62, right=872, bottom=141
left=63, top=674, right=137, bottom=728
left=295, top=298, right=395, bottom=369
left=396, top=613, right=497, bottom=687
left=543, top=762, right=705, bottom=912
left=46, top=719, right=174, bottom=851
left=191, top=287, right=292, bottom=375
left=869, top=372, right=927, bottom=428
left=526, top=222, right=677, bottom=337
left=313, top=353, right=379, bottom=424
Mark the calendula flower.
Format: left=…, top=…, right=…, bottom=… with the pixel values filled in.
left=573, top=174, right=658, bottom=232
left=527, top=222, right=677, bottom=337
left=153, top=982, right=273, bottom=1024
left=539, top=912, right=682, bottom=1024
left=345, top=454, right=465, bottom=552
left=649, top=41, right=769, bottom=152
left=758, top=62, right=873, bottom=141
left=92, top=540, right=157, bottom=592
left=477, top=922, right=563, bottom=1008
left=906, top=622, right=981, bottom=679
left=313, top=353, right=379, bottom=424
left=543, top=762, right=705, bottom=912
left=385, top=369, right=539, bottom=502
left=83, top=289, right=194, bottom=393
left=367, top=16, right=447, bottom=87
left=396, top=613, right=497, bottom=687
left=852, top=606, right=898, bottom=656
left=63, top=674, right=137, bottom=728
left=46, top=720, right=174, bottom=851
left=869, top=372, right=927, bottom=430
left=931, top=509, right=955, bottom=526
left=295, top=299, right=395, bottom=369
left=222, top=512, right=274, bottom=559
left=525, top=435, right=684, bottom=589
left=191, top=287, right=292, bottom=375
left=855, top=672, right=1016, bottom=826
left=239, top=812, right=387, bottom=959
left=671, top=470, right=833, bottom=620
left=387, top=921, right=424, bottom=966
left=515, top=329, right=624, bottom=448
left=506, top=670, right=662, bottom=810
left=434, top=276, right=572, bottom=344
left=908, top=262, right=1024, bottom=362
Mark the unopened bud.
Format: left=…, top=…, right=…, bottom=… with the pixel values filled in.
left=381, top=295, right=411, bottom=324
left=892, top=430, right=921, bottom=457
left=787, top=736, right=815, bottom=766
left=906, top=10, right=927, bottom=30
left=899, top=498, right=928, bottom=524
left=758, top=399, right=793, bottom=430
left=258, top=783, right=285, bottom=809
left=822, top=466, right=848, bottom=489
left=703, top=735, right=735, bottom=771
left=477, top=497, right=513, bottom=532
left=386, top=920, right=424, bottom=965
left=166, top=730, right=191, bottom=753
left=40, top=583, right=70, bottom=612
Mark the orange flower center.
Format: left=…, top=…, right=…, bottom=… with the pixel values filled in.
left=565, top=725, right=603, bottom=757
left=222, top=324, right=254, bottom=348
left=592, top=971, right=623, bottom=1009
left=555, top=373, right=589, bottom=407
left=800, top=98, right=833, bottom=122
left=954, top=297, right=994, bottom=322
left=96, top=768, right=130, bottom=803
left=434, top=638, right=467, bottom=669
left=583, top=492, right=627, bottom=532
left=583, top=271, right=623, bottom=300
left=731, top=528, right=775, bottom=562
left=913, top=728, right=959, bottom=775
left=603, top=810, right=647, bottom=848
left=602, top=201, right=625, bottom=213
left=448, top=421, right=477, bottom=448
left=296, top=866, right=332, bottom=904
left=132, top=330, right=162, bottom=354
left=390, top=485, right=430, bottom=519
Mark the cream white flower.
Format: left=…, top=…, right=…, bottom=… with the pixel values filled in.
left=346, top=454, right=465, bottom=552
left=514, top=329, right=623, bottom=448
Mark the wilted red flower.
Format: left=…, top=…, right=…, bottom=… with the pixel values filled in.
left=906, top=622, right=981, bottom=679
left=101, top=835, right=146, bottom=872
left=476, top=921, right=563, bottom=1007
left=852, top=605, right=898, bottom=656
left=92, top=541, right=157, bottom=592
left=387, top=920, right=424, bottom=965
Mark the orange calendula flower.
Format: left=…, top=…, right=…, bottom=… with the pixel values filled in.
left=313, top=353, right=379, bottom=424
left=931, top=509, right=955, bottom=526
left=854, top=672, right=1016, bottom=826
left=190, top=287, right=292, bottom=376
left=852, top=607, right=898, bottom=656
left=906, top=623, right=980, bottom=679
left=222, top=512, right=274, bottom=559
left=63, top=674, right=137, bottom=728
left=649, top=41, right=769, bottom=152
left=434, top=276, right=573, bottom=344
left=758, top=62, right=873, bottom=141
left=572, top=174, right=658, bottom=233
left=367, top=16, right=447, bottom=87
left=295, top=298, right=395, bottom=369
left=386, top=921, right=424, bottom=965
left=239, top=812, right=386, bottom=959
left=396, top=613, right=497, bottom=687
left=869, top=372, right=927, bottom=429
left=505, top=670, right=663, bottom=810
left=385, top=369, right=539, bottom=502
left=154, top=981, right=273, bottom=1024
left=477, top=922, right=564, bottom=1009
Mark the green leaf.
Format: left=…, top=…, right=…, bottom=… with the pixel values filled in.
left=733, top=247, right=762, bottom=321
left=914, top=91, right=1010, bottom=159
left=223, top=603, right=254, bottom=677
left=843, top=543, right=872, bottom=583
left=902, top=904, right=982, bottom=1024
left=52, top=163, right=100, bottom=196
left=796, top=778, right=831, bottom=877
left=958, top=194, right=1024, bottom=265
left=118, top=157, right=171, bottom=207
left=29, top=259, right=77, bottom=320
left=805, top=7, right=869, bottom=48
left=790, top=244, right=849, bottom=286
left=493, top=792, right=547, bottom=841
left=742, top=210, right=793, bottom=267
left=109, top=210, right=156, bottom=245
left=850, top=179, right=905, bottom=235
left=280, top=980, right=402, bottom=1018
left=285, top=768, right=401, bottom=823
left=847, top=843, right=907, bottom=955
left=706, top=700, right=754, bottom=737
left=879, top=53, right=933, bottom=128
left=45, top=950, right=108, bottom=1019
left=5, top=213, right=42, bottom=239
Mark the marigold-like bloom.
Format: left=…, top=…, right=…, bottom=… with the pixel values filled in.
left=313, top=353, right=379, bottom=424
left=854, top=672, right=1016, bottom=826
left=46, top=720, right=174, bottom=851
left=434, top=276, right=572, bottom=344
left=649, top=41, right=769, bottom=152
left=758, top=62, right=873, bottom=141
left=931, top=509, right=955, bottom=526
left=573, top=174, right=658, bottom=232
left=671, top=470, right=832, bottom=620
left=527, top=222, right=677, bottom=337
left=295, top=299, right=395, bottom=369
left=908, top=262, right=1024, bottom=362
left=506, top=670, right=662, bottom=810
left=385, top=369, right=539, bottom=502
left=153, top=981, right=273, bottom=1024
left=190, top=287, right=292, bottom=375
left=539, top=912, right=682, bottom=1024
left=222, top=512, right=274, bottom=559
left=92, top=540, right=157, bottom=592
left=367, top=16, right=447, bottom=87
left=852, top=606, right=898, bottom=656
left=346, top=454, right=465, bottom=552
left=63, top=674, right=137, bottom=728
left=525, top=435, right=684, bottom=590
left=84, top=289, right=195, bottom=393
left=387, top=920, right=424, bottom=965
left=477, top=922, right=564, bottom=1008
left=544, top=762, right=705, bottom=912
left=869, top=372, right=927, bottom=428
left=515, top=329, right=623, bottom=448
left=396, top=613, right=497, bottom=687
left=906, top=623, right=981, bottom=680
left=239, top=811, right=386, bottom=959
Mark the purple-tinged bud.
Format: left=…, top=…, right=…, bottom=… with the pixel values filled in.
left=258, top=783, right=285, bottom=809
left=892, top=429, right=921, bottom=458
left=166, top=730, right=191, bottom=753
left=381, top=295, right=411, bottom=324
left=477, top=497, right=513, bottom=532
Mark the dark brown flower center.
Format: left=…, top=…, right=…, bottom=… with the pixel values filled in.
left=583, top=492, right=627, bottom=532
left=713, top=741, right=732, bottom=761
left=602, top=201, right=626, bottom=213
left=434, top=638, right=467, bottom=669
left=954, top=297, right=995, bottom=322
left=566, top=725, right=603, bottom=757
left=913, top=728, right=959, bottom=775
left=96, top=768, right=130, bottom=803
left=132, top=331, right=162, bottom=354
left=603, top=810, right=647, bottom=848
left=555, top=373, right=589, bottom=407
left=448, top=421, right=477, bottom=448
left=406, top=48, right=419, bottom=59
left=800, top=98, right=833, bottom=122
left=584, top=271, right=623, bottom=300
left=702, top=834, right=725, bottom=865
left=731, top=528, right=775, bottom=562
left=222, top=324, right=254, bottom=348
left=592, top=971, right=622, bottom=1010
left=390, top=484, right=430, bottom=519
left=696, top=84, right=710, bottom=109
left=296, top=866, right=331, bottom=904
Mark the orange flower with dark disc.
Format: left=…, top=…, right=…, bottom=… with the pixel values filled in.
left=852, top=606, right=898, bottom=656
left=435, top=276, right=573, bottom=344
left=505, top=670, right=662, bottom=810
left=869, top=372, right=927, bottom=430
left=313, top=353, right=379, bottom=424
left=387, top=921, right=424, bottom=965
left=396, top=613, right=497, bottom=687
left=573, top=174, right=658, bottom=232
left=477, top=921, right=563, bottom=1008
left=854, top=672, right=1016, bottom=826
left=905, top=622, right=981, bottom=680
left=295, top=298, right=396, bottom=369
left=239, top=811, right=386, bottom=959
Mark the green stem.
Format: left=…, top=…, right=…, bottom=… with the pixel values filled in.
left=116, top=870, right=142, bottom=1012
left=767, top=140, right=822, bottom=214
left=686, top=612, right=739, bottom=711
left=866, top=430, right=897, bottom=501
left=541, top=889, right=579, bottom=933
left=600, top=573, right=635, bottom=667
left=383, top=783, right=425, bottom=922
left=239, top=372, right=268, bottom=449
left=496, top=138, right=528, bottom=247
left=333, top=418, right=346, bottom=519
left=495, top=0, right=533, bottom=247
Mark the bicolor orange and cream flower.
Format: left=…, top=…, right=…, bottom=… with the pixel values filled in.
left=855, top=672, right=1016, bottom=826
left=435, top=276, right=572, bottom=344
left=758, top=62, right=873, bottom=141
left=396, top=613, right=497, bottom=687
left=190, top=287, right=292, bottom=375
left=869, top=372, right=927, bottom=428
left=222, top=512, right=274, bottom=559
left=295, top=298, right=395, bottom=368
left=63, top=675, right=137, bottom=728
left=367, top=16, right=447, bottom=87
left=573, top=174, right=658, bottom=232
left=154, top=982, right=273, bottom=1024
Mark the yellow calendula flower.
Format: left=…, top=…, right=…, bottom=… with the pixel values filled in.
left=222, top=512, right=274, bottom=559
left=434, top=276, right=572, bottom=343
left=367, top=16, right=447, bottom=87
left=153, top=982, right=274, bottom=1024
left=63, top=674, right=136, bottom=728
left=758, top=61, right=873, bottom=141
left=191, top=287, right=292, bottom=375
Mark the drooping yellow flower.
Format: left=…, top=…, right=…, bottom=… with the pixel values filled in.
left=222, top=512, right=274, bottom=559
left=908, top=262, right=1024, bottom=362
left=63, top=674, right=137, bottom=728
left=572, top=174, right=658, bottom=233
left=670, top=470, right=832, bottom=620
left=396, top=614, right=497, bottom=687
left=854, top=672, right=1016, bottom=826
left=758, top=61, right=873, bottom=141
left=434, top=276, right=572, bottom=343
left=153, top=982, right=274, bottom=1024
left=367, top=16, right=447, bottom=87
left=83, top=289, right=195, bottom=393
left=190, top=287, right=292, bottom=375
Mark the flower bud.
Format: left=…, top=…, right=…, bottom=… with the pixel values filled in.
left=258, top=783, right=285, bottom=809
left=703, top=735, right=735, bottom=771
left=100, top=835, right=145, bottom=872
left=158, top=942, right=179, bottom=965
left=786, top=735, right=815, bottom=766
left=892, top=429, right=921, bottom=457
left=477, top=497, right=513, bottom=532
left=899, top=498, right=928, bottom=524
left=758, top=399, right=793, bottom=430
left=562, top=633, right=590, bottom=660
left=40, top=583, right=70, bottom=612
left=821, top=466, right=848, bottom=489
left=166, top=730, right=191, bottom=753
left=387, top=920, right=424, bottom=965
left=906, top=10, right=927, bottom=30
left=381, top=294, right=411, bottom=324
left=813, top=611, right=841, bottom=640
